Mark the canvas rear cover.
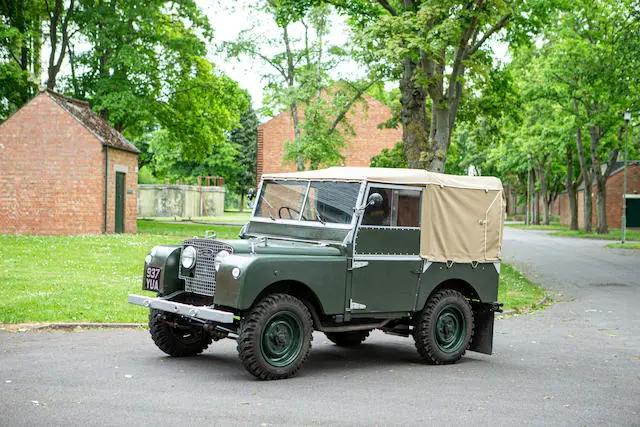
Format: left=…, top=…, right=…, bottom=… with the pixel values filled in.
left=420, top=184, right=504, bottom=263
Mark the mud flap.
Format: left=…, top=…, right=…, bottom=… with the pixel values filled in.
left=469, top=307, right=495, bottom=355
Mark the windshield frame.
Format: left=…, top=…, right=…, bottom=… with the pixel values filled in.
left=251, top=179, right=366, bottom=230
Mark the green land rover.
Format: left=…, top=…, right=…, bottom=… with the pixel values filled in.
left=129, top=167, right=505, bottom=380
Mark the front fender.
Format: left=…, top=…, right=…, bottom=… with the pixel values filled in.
left=214, top=254, right=348, bottom=315
left=143, top=245, right=184, bottom=295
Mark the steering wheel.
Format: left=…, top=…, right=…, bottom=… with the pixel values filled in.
left=279, top=206, right=301, bottom=219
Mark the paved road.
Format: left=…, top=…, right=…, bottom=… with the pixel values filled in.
left=1, top=229, right=639, bottom=426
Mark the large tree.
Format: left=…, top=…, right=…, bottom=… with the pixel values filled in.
left=280, top=0, right=551, bottom=172
left=535, top=0, right=640, bottom=233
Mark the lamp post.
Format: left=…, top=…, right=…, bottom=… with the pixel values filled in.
left=526, top=153, right=532, bottom=226
left=622, top=109, right=631, bottom=244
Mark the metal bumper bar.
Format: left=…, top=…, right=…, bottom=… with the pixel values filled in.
left=128, top=294, right=234, bottom=324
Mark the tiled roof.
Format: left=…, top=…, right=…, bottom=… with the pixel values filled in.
left=44, top=89, right=140, bottom=154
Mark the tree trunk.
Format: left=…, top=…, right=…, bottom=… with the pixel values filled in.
left=400, top=57, right=428, bottom=169
left=574, top=123, right=593, bottom=233
left=568, top=189, right=578, bottom=230
left=426, top=105, right=450, bottom=173
left=595, top=182, right=607, bottom=234
left=583, top=182, right=593, bottom=233
left=566, top=145, right=579, bottom=230
left=239, top=193, right=245, bottom=213
left=282, top=24, right=303, bottom=171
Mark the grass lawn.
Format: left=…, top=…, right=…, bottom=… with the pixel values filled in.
left=1, top=221, right=546, bottom=324
left=139, top=210, right=251, bottom=225
left=137, top=220, right=243, bottom=238
left=605, top=242, right=640, bottom=249
left=551, top=228, right=640, bottom=241
left=507, top=222, right=640, bottom=241
left=505, top=222, right=567, bottom=231
left=498, top=264, right=547, bottom=313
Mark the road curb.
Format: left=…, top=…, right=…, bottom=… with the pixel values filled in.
left=500, top=295, right=549, bottom=316
left=0, top=322, right=145, bottom=332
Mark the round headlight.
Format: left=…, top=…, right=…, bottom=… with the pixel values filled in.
left=181, top=246, right=197, bottom=269
left=214, top=250, right=230, bottom=272
left=231, top=267, right=242, bottom=279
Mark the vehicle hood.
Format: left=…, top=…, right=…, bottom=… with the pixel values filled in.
left=223, top=239, right=343, bottom=257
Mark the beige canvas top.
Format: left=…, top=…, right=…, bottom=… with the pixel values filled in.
left=262, top=167, right=505, bottom=263
left=262, top=167, right=502, bottom=191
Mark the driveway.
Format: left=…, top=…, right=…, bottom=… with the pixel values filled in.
left=1, top=228, right=639, bottom=426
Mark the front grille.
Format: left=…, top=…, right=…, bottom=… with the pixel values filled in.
left=179, top=238, right=234, bottom=297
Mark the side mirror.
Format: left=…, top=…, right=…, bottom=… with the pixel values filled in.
left=355, top=192, right=384, bottom=212
left=247, top=188, right=256, bottom=201
left=367, top=192, right=383, bottom=207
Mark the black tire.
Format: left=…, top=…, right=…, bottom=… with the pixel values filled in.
left=237, top=294, right=313, bottom=380
left=413, top=289, right=474, bottom=365
left=148, top=309, right=212, bottom=357
left=325, top=330, right=371, bottom=346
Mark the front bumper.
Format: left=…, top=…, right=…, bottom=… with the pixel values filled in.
left=128, top=294, right=235, bottom=324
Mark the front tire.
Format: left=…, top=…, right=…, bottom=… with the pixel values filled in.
left=413, top=290, right=474, bottom=365
left=148, top=309, right=212, bottom=357
left=325, top=330, right=371, bottom=346
left=237, top=294, right=313, bottom=380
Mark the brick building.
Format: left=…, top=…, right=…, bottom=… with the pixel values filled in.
left=257, top=95, right=402, bottom=182
left=0, top=89, right=140, bottom=235
left=558, top=162, right=640, bottom=229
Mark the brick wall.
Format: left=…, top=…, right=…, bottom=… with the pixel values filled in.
left=257, top=95, right=402, bottom=183
left=0, top=92, right=138, bottom=235
left=606, top=164, right=640, bottom=228
left=558, top=164, right=640, bottom=229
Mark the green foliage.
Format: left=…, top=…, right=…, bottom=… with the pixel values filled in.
left=226, top=2, right=371, bottom=171
left=230, top=105, right=259, bottom=195
left=151, top=58, right=248, bottom=162
left=370, top=142, right=406, bottom=168
left=283, top=95, right=352, bottom=170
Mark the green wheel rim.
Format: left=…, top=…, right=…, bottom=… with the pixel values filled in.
left=434, top=306, right=466, bottom=353
left=260, top=311, right=303, bottom=367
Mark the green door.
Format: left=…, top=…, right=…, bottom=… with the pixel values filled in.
left=349, top=185, right=423, bottom=315
left=115, top=172, right=125, bottom=233
left=627, top=198, right=640, bottom=228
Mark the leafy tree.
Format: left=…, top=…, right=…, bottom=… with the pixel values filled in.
left=533, top=0, right=640, bottom=233
left=282, top=0, right=553, bottom=172
left=44, top=0, right=77, bottom=90
left=227, top=1, right=376, bottom=171
left=0, top=0, right=42, bottom=117
left=229, top=104, right=259, bottom=211
left=370, top=142, right=406, bottom=168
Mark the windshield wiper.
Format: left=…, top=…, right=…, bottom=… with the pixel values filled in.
left=260, top=197, right=277, bottom=221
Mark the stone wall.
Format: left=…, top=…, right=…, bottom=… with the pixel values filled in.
left=138, top=184, right=225, bottom=218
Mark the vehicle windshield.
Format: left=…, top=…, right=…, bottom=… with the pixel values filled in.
left=254, top=180, right=361, bottom=225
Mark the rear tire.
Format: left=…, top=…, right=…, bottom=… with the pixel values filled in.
left=237, top=294, right=313, bottom=380
left=413, top=290, right=473, bottom=365
left=325, top=330, right=371, bottom=346
left=148, top=309, right=212, bottom=357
